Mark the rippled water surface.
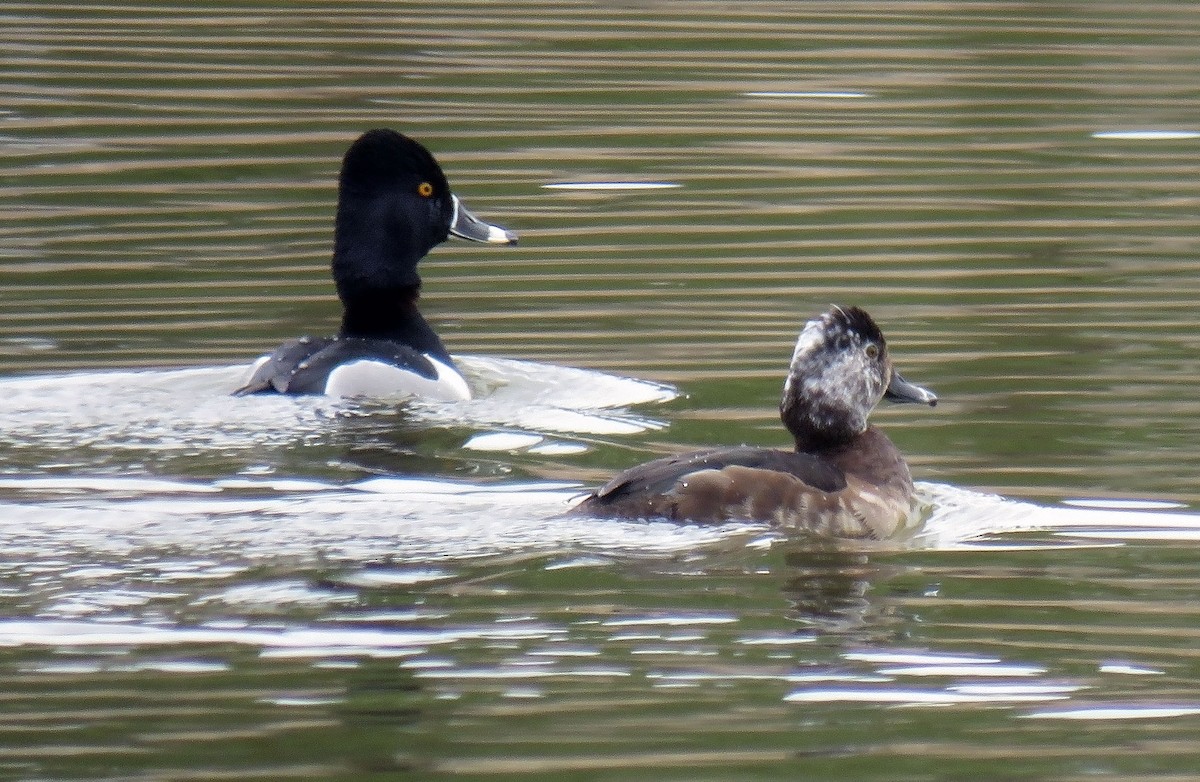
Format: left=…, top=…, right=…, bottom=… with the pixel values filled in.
left=4, top=2, right=1200, bottom=778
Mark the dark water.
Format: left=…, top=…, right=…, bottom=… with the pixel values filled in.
left=3, top=2, right=1200, bottom=778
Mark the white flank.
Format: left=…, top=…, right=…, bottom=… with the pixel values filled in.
left=324, top=356, right=471, bottom=401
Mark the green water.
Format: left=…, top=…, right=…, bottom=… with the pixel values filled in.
left=3, top=2, right=1200, bottom=779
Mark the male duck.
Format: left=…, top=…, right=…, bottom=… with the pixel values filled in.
left=569, top=306, right=937, bottom=539
left=235, top=129, right=517, bottom=399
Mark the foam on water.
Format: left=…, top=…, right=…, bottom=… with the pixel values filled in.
left=916, top=482, right=1200, bottom=548
left=0, top=356, right=676, bottom=470
left=1, top=473, right=1197, bottom=569
left=0, top=474, right=757, bottom=563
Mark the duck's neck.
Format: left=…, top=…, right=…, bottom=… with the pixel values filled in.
left=337, top=287, right=451, bottom=361
left=785, top=414, right=864, bottom=452
left=799, top=427, right=913, bottom=490
left=780, top=386, right=870, bottom=452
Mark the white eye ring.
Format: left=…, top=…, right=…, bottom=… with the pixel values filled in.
left=865, top=344, right=880, bottom=359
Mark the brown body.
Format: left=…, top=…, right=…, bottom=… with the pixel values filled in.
left=570, top=428, right=919, bottom=539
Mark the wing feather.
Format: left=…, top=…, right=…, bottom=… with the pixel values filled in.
left=576, top=446, right=847, bottom=522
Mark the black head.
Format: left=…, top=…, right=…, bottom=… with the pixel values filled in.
left=780, top=305, right=936, bottom=448
left=331, top=129, right=515, bottom=301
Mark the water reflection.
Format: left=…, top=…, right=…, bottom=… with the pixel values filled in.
left=779, top=546, right=881, bottom=634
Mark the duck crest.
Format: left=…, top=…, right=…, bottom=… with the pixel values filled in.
left=339, top=129, right=450, bottom=197
left=788, top=306, right=884, bottom=363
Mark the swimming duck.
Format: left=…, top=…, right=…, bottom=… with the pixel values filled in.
left=569, top=306, right=937, bottom=539
left=235, top=129, right=517, bottom=399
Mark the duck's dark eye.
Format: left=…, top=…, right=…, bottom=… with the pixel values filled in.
left=417, top=182, right=434, bottom=198
left=864, top=343, right=880, bottom=359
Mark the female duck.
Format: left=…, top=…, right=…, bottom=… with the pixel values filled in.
left=570, top=306, right=937, bottom=539
left=236, top=129, right=517, bottom=399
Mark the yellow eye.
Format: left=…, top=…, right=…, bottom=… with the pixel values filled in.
left=417, top=181, right=434, bottom=197
left=865, top=344, right=880, bottom=359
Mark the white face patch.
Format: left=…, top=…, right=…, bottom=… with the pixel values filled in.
left=324, top=355, right=471, bottom=401
left=782, top=314, right=829, bottom=398
left=791, top=314, right=829, bottom=362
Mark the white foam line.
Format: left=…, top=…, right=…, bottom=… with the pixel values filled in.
left=744, top=91, right=871, bottom=98
left=784, top=687, right=1067, bottom=705
left=844, top=651, right=1001, bottom=666
left=878, top=664, right=1046, bottom=678
left=1091, top=130, right=1200, bottom=140
left=1061, top=498, right=1186, bottom=510
left=1057, top=529, right=1200, bottom=541
left=1022, top=705, right=1200, bottom=720
left=1099, top=663, right=1164, bottom=676
left=0, top=619, right=554, bottom=650
left=0, top=476, right=223, bottom=494
left=542, top=182, right=682, bottom=191
left=1020, top=505, right=1200, bottom=530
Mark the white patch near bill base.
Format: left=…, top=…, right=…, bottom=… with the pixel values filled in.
left=484, top=224, right=513, bottom=243
left=324, top=355, right=471, bottom=401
